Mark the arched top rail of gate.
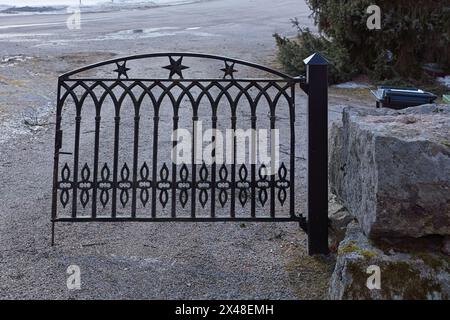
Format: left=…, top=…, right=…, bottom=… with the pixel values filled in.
left=59, top=52, right=302, bottom=82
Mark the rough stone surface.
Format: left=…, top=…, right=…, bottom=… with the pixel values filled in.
left=329, top=222, right=450, bottom=300
left=329, top=194, right=355, bottom=251
left=443, top=237, right=450, bottom=256
left=329, top=104, right=450, bottom=239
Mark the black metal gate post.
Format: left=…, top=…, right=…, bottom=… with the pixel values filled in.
left=305, top=53, right=329, bottom=255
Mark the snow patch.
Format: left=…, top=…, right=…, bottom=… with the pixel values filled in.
left=437, top=76, right=450, bottom=89
left=333, top=82, right=371, bottom=89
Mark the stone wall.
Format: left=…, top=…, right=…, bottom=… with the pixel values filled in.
left=330, top=105, right=450, bottom=239
left=328, top=104, right=450, bottom=300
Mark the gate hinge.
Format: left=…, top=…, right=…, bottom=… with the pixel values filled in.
left=295, top=75, right=308, bottom=94
left=56, top=130, right=63, bottom=150
left=299, top=216, right=308, bottom=233
left=300, top=82, right=309, bottom=94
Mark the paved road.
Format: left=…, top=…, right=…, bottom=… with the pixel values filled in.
left=0, top=0, right=339, bottom=299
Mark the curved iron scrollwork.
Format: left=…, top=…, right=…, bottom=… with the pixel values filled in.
left=196, top=162, right=211, bottom=209
left=137, top=162, right=152, bottom=207
left=275, top=163, right=290, bottom=207
left=57, top=161, right=292, bottom=210
left=118, top=163, right=132, bottom=208
left=157, top=163, right=172, bottom=208
left=98, top=163, right=113, bottom=208
left=216, top=164, right=230, bottom=208
left=58, top=163, right=72, bottom=208
left=236, top=164, right=251, bottom=207
left=257, top=164, right=270, bottom=207
left=177, top=164, right=191, bottom=208
left=78, top=163, right=92, bottom=208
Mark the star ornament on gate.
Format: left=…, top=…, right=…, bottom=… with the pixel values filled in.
left=221, top=61, right=237, bottom=79
left=114, top=61, right=130, bottom=79
left=163, top=56, right=189, bottom=79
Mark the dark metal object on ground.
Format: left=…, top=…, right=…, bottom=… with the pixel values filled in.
left=371, top=86, right=437, bottom=109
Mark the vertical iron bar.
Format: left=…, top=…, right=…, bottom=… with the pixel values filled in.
left=71, top=110, right=82, bottom=218
left=290, top=83, right=296, bottom=218
left=171, top=112, right=179, bottom=218
left=111, top=112, right=120, bottom=218
left=230, top=114, right=237, bottom=218
left=131, top=109, right=140, bottom=218
left=51, top=222, right=56, bottom=246
left=210, top=113, right=217, bottom=218
left=270, top=113, right=276, bottom=218
left=91, top=113, right=101, bottom=218
left=305, top=53, right=329, bottom=255
left=250, top=114, right=256, bottom=218
left=191, top=114, right=198, bottom=218
left=151, top=113, right=160, bottom=218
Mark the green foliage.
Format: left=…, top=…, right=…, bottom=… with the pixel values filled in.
left=275, top=0, right=450, bottom=83
left=274, top=23, right=358, bottom=83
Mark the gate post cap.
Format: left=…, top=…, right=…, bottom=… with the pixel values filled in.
left=303, top=52, right=329, bottom=66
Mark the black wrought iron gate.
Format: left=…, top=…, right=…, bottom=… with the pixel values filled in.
left=51, top=52, right=329, bottom=255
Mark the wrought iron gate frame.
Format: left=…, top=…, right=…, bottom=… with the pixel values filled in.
left=51, top=52, right=329, bottom=255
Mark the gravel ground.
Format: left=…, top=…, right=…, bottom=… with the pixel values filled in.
left=0, top=0, right=370, bottom=299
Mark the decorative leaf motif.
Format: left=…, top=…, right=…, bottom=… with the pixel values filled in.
left=140, top=162, right=149, bottom=180
left=101, top=163, right=110, bottom=181
left=197, top=162, right=210, bottom=208
left=118, top=163, right=132, bottom=208
left=141, top=188, right=149, bottom=207
left=275, top=162, right=290, bottom=207
left=159, top=189, right=169, bottom=208
left=237, top=164, right=250, bottom=207
left=120, top=189, right=129, bottom=208
left=58, top=163, right=72, bottom=208
left=138, top=162, right=152, bottom=207
left=160, top=163, right=169, bottom=181
left=99, top=163, right=112, bottom=208
left=120, top=162, right=130, bottom=181
left=79, top=163, right=92, bottom=208
left=81, top=163, right=91, bottom=181
left=219, top=164, right=228, bottom=181
left=177, top=164, right=191, bottom=208
left=239, top=164, right=248, bottom=181
left=257, top=164, right=269, bottom=207
left=180, top=163, right=189, bottom=181
left=60, top=190, right=69, bottom=209
left=100, top=188, right=109, bottom=208
left=217, top=164, right=230, bottom=208
left=157, top=163, right=171, bottom=208
left=61, top=163, right=71, bottom=181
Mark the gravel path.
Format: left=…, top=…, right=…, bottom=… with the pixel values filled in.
left=0, top=0, right=344, bottom=299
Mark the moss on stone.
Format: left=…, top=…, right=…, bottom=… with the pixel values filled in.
left=338, top=241, right=379, bottom=259
left=414, top=252, right=450, bottom=272
left=360, top=250, right=378, bottom=259
left=338, top=241, right=359, bottom=255
left=345, top=263, right=374, bottom=300
left=340, top=257, right=447, bottom=299
left=381, top=261, right=444, bottom=300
